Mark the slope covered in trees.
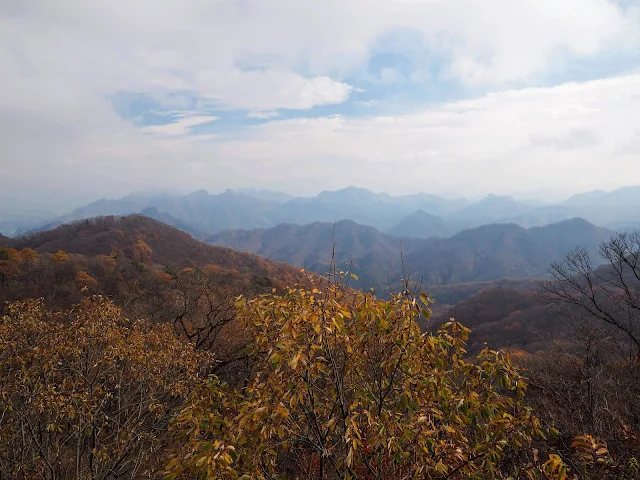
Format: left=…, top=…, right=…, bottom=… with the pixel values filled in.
left=205, top=219, right=423, bottom=291
left=0, top=215, right=311, bottom=334
left=428, top=287, right=564, bottom=355
left=8, top=215, right=306, bottom=279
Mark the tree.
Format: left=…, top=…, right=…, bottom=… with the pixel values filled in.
left=51, top=250, right=70, bottom=264
left=167, top=285, right=544, bottom=479
left=75, top=270, right=97, bottom=290
left=0, top=297, right=213, bottom=480
left=20, top=248, right=38, bottom=263
left=541, top=230, right=640, bottom=356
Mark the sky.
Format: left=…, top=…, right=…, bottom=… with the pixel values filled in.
left=1, top=0, right=639, bottom=212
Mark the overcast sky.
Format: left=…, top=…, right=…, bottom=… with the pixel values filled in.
left=1, top=0, right=639, bottom=212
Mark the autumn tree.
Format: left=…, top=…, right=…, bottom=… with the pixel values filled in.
left=167, top=285, right=547, bottom=479
left=51, top=249, right=70, bottom=264
left=0, top=297, right=213, bottom=480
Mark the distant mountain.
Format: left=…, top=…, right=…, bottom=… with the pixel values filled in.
left=563, top=189, right=609, bottom=206
left=560, top=186, right=640, bottom=228
left=387, top=210, right=450, bottom=238
left=507, top=205, right=581, bottom=228
left=271, top=186, right=465, bottom=231
left=403, top=218, right=612, bottom=284
left=394, top=193, right=470, bottom=215
left=208, top=217, right=613, bottom=291
left=27, top=190, right=278, bottom=234
left=139, top=207, right=202, bottom=237
left=0, top=204, right=59, bottom=237
left=564, top=186, right=640, bottom=206
left=450, top=194, right=531, bottom=225
left=70, top=193, right=170, bottom=218
left=270, top=187, right=400, bottom=230
left=15, top=185, right=640, bottom=240
left=154, top=190, right=277, bottom=232
left=207, top=220, right=422, bottom=290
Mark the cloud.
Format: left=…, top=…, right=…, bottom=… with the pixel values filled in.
left=141, top=115, right=218, bottom=136
left=615, top=131, right=640, bottom=155
left=204, top=74, right=640, bottom=195
left=246, top=111, right=280, bottom=119
left=1, top=0, right=637, bottom=110
left=198, top=71, right=352, bottom=110
left=530, top=128, right=598, bottom=150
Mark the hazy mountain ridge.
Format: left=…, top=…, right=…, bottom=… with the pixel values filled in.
left=5, top=185, right=639, bottom=240
left=387, top=210, right=452, bottom=238
left=206, top=219, right=423, bottom=290
left=209, top=217, right=613, bottom=291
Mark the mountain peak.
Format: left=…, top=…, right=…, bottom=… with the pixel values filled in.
left=186, top=189, right=209, bottom=198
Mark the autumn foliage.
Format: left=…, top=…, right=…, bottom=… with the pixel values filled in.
left=166, top=286, right=547, bottom=479
left=0, top=297, right=213, bottom=479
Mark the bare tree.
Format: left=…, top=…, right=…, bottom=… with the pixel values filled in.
left=540, top=230, right=640, bottom=358
left=530, top=231, right=640, bottom=473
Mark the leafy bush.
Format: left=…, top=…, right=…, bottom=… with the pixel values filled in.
left=167, top=286, right=545, bottom=479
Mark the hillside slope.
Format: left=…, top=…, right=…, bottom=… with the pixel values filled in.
left=9, top=215, right=308, bottom=287
left=428, top=287, right=564, bottom=354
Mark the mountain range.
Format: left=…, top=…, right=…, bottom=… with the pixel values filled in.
left=208, top=217, right=613, bottom=292
left=5, top=185, right=639, bottom=239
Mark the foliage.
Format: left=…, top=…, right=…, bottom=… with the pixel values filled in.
left=0, top=297, right=213, bottom=480
left=52, top=249, right=70, bottom=264
left=167, top=285, right=545, bottom=479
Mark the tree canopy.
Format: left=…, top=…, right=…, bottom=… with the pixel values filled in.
left=167, top=286, right=547, bottom=479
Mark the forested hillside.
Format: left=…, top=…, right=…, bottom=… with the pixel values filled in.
left=0, top=215, right=311, bottom=322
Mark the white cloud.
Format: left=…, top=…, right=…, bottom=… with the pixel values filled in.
left=140, top=115, right=218, bottom=136
left=246, top=111, right=280, bottom=119
left=1, top=0, right=637, bottom=111
left=198, top=71, right=352, bottom=110
left=203, top=74, right=640, bottom=196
